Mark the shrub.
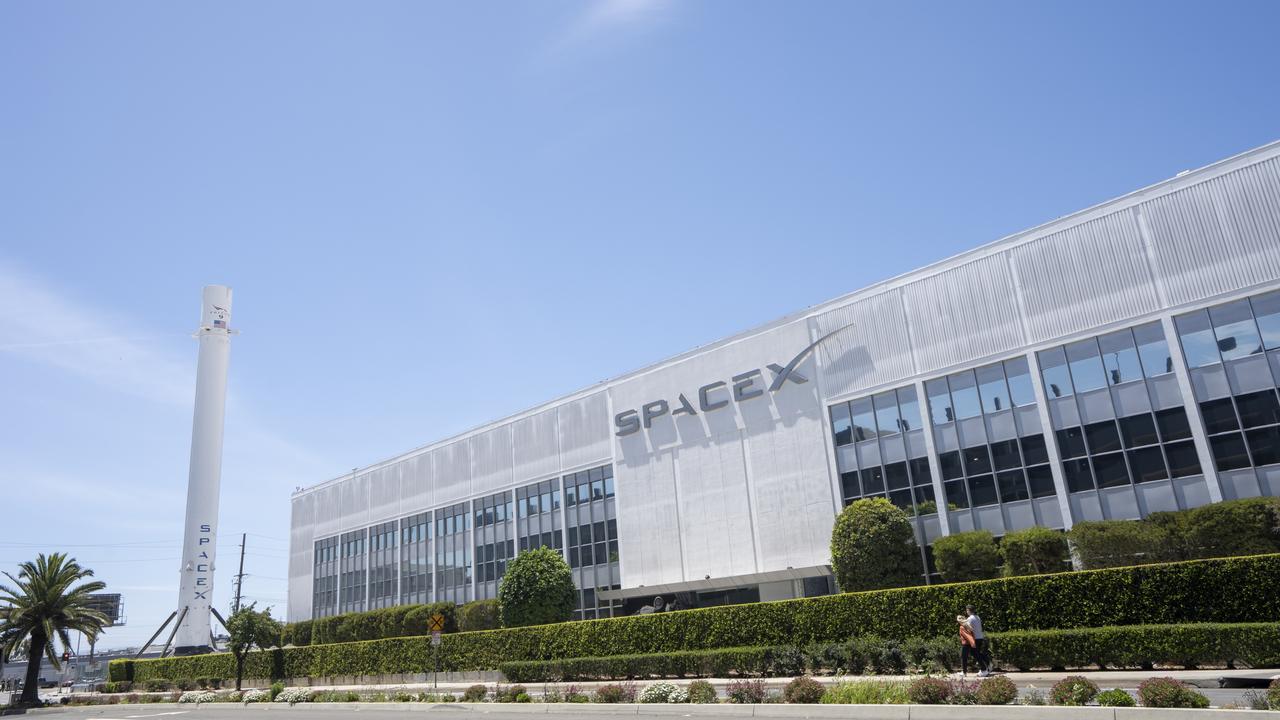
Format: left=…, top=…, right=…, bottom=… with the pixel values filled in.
left=783, top=676, right=825, bottom=704
left=462, top=684, right=488, bottom=702
left=110, top=555, right=1280, bottom=683
left=667, top=686, right=689, bottom=703
left=1070, top=519, right=1177, bottom=569
left=975, top=675, right=1018, bottom=705
left=1179, top=497, right=1280, bottom=560
left=768, top=646, right=807, bottom=676
left=494, top=684, right=527, bottom=702
left=725, top=679, right=766, bottom=704
left=1137, top=677, right=1209, bottom=708
left=458, top=599, right=501, bottom=632
left=947, top=678, right=979, bottom=705
left=1096, top=688, right=1136, bottom=707
left=593, top=683, right=637, bottom=703
left=143, top=679, right=171, bottom=692
left=831, top=498, right=920, bottom=591
left=177, top=691, right=218, bottom=704
left=242, top=689, right=269, bottom=703
left=639, top=682, right=678, bottom=703
left=821, top=680, right=910, bottom=705
left=274, top=688, right=313, bottom=705
left=1048, top=676, right=1098, bottom=706
left=269, top=681, right=284, bottom=700
left=991, top=621, right=1280, bottom=671
left=305, top=602, right=457, bottom=645
left=933, top=531, right=1001, bottom=582
left=498, top=547, right=577, bottom=628
left=687, top=680, right=717, bottom=704
left=1000, top=526, right=1071, bottom=576
left=281, top=618, right=312, bottom=646
left=1269, top=678, right=1280, bottom=710
left=906, top=677, right=951, bottom=704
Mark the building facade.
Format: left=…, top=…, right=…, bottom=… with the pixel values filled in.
left=288, top=141, right=1280, bottom=622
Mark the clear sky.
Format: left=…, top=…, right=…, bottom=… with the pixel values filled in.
left=2, top=0, right=1279, bottom=651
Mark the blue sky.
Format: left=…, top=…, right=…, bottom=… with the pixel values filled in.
left=2, top=0, right=1279, bottom=650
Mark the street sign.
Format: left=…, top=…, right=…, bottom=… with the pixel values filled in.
left=427, top=613, right=446, bottom=632
left=431, top=630, right=442, bottom=646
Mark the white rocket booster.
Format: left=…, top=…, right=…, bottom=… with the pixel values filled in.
left=174, top=286, right=233, bottom=653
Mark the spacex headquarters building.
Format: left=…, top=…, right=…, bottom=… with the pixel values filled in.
left=287, top=141, right=1280, bottom=623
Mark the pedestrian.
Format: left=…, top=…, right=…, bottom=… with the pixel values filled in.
left=956, top=612, right=977, bottom=677
left=963, top=605, right=991, bottom=677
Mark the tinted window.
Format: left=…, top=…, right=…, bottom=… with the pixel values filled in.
left=885, top=462, right=910, bottom=490
left=861, top=466, right=885, bottom=494
left=962, top=446, right=992, bottom=475
left=1099, top=329, right=1143, bottom=385
left=967, top=474, right=998, bottom=506
left=990, top=439, right=1022, bottom=471
left=909, top=456, right=932, bottom=485
left=1176, top=310, right=1220, bottom=367
left=939, top=451, right=963, bottom=480
left=1200, top=398, right=1239, bottom=434
left=1056, top=426, right=1087, bottom=458
left=1091, top=453, right=1130, bottom=488
left=1085, top=420, right=1122, bottom=454
left=913, top=483, right=936, bottom=510
left=1118, top=413, right=1159, bottom=448
left=997, top=469, right=1030, bottom=502
left=1026, top=464, right=1057, bottom=497
left=976, top=363, right=1011, bottom=414
left=888, top=488, right=914, bottom=513
left=1128, top=446, right=1168, bottom=483
left=1210, top=433, right=1251, bottom=471
left=945, top=479, right=969, bottom=508
left=1004, top=356, right=1037, bottom=406
left=850, top=397, right=876, bottom=442
left=927, top=378, right=953, bottom=425
left=948, top=370, right=982, bottom=420
left=1252, top=290, right=1280, bottom=350
left=1165, top=440, right=1201, bottom=478
left=1020, top=434, right=1049, bottom=465
left=1246, top=426, right=1280, bottom=466
left=1155, top=407, right=1193, bottom=441
left=1066, top=339, right=1107, bottom=393
left=1133, top=321, right=1173, bottom=377
left=1235, top=390, right=1280, bottom=428
left=1063, top=458, right=1094, bottom=492
left=897, top=386, right=923, bottom=432
left=1210, top=300, right=1264, bottom=361
left=1038, top=347, right=1073, bottom=398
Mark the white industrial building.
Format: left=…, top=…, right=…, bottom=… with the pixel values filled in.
left=288, top=140, right=1280, bottom=622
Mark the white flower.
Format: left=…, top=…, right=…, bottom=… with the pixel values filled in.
left=178, top=691, right=218, bottom=704
left=640, top=682, right=679, bottom=703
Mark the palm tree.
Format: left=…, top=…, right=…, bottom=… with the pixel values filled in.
left=0, top=553, right=108, bottom=705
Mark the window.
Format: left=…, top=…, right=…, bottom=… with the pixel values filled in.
left=976, top=363, right=1010, bottom=414
left=939, top=451, right=963, bottom=480
left=1252, top=290, right=1280, bottom=350
left=1004, top=356, right=1037, bottom=406
left=1133, top=322, right=1173, bottom=377
left=1020, top=434, right=1048, bottom=465
left=1176, top=310, right=1221, bottom=367
left=961, top=446, right=992, bottom=475
left=1065, top=339, right=1106, bottom=393
left=1209, top=433, right=1251, bottom=471
left=885, top=462, right=910, bottom=490
left=1155, top=407, right=1192, bottom=441
left=850, top=398, right=876, bottom=442
left=1084, top=420, right=1122, bottom=454
left=873, top=392, right=901, bottom=436
left=990, top=439, right=1021, bottom=471
left=1236, top=390, right=1280, bottom=428
left=944, top=479, right=969, bottom=508
left=1038, top=347, right=1073, bottom=398
left=967, top=474, right=997, bottom=506
left=897, top=386, right=923, bottom=432
left=997, top=469, right=1030, bottom=502
left=1127, top=446, right=1168, bottom=483
left=1164, top=441, right=1201, bottom=478
left=840, top=471, right=860, bottom=502
left=1210, top=300, right=1264, bottom=361
left=1119, top=414, right=1159, bottom=448
left=1091, top=453, right=1129, bottom=488
left=1057, top=427, right=1087, bottom=458
left=948, top=371, right=982, bottom=420
left=1246, top=426, right=1280, bottom=466
left=1063, top=458, right=1094, bottom=492
left=861, top=466, right=885, bottom=494
left=1026, top=465, right=1057, bottom=497
left=927, top=378, right=953, bottom=425
left=1200, top=398, right=1239, bottom=434
left=830, top=403, right=852, bottom=445
left=1099, top=329, right=1143, bottom=385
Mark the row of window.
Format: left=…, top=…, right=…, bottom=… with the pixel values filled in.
left=1176, top=291, right=1280, bottom=368
left=565, top=465, right=617, bottom=506
left=939, top=434, right=1057, bottom=508
left=475, top=539, right=515, bottom=583
left=567, top=519, right=619, bottom=569
left=474, top=490, right=514, bottom=528
left=830, top=385, right=922, bottom=445
left=927, top=356, right=1037, bottom=425
left=1200, top=389, right=1280, bottom=471
left=1055, top=408, right=1202, bottom=492
left=1039, top=321, right=1172, bottom=398
left=840, top=456, right=935, bottom=514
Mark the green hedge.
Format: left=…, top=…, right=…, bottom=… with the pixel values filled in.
left=111, top=554, right=1280, bottom=682
left=992, top=622, right=1280, bottom=671
left=298, top=602, right=456, bottom=646
left=1071, top=498, right=1280, bottom=569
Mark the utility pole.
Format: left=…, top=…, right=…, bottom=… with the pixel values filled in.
left=232, top=533, right=246, bottom=614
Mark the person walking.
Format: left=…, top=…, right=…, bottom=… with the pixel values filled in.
left=963, top=605, right=991, bottom=676
left=957, top=612, right=977, bottom=677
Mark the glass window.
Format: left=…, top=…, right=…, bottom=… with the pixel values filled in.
left=1057, top=426, right=1087, bottom=459
left=604, top=476, right=616, bottom=498
left=1118, top=413, right=1159, bottom=448
left=1128, top=446, right=1168, bottom=483
left=1063, top=458, right=1094, bottom=492
left=1200, top=398, right=1239, bottom=434
left=1164, top=440, right=1201, bottom=478
left=565, top=484, right=577, bottom=506
left=1235, top=390, right=1280, bottom=428
left=976, top=363, right=1011, bottom=414
left=1004, top=356, right=1036, bottom=406
left=897, top=386, right=923, bottom=432
left=1091, top=453, right=1130, bottom=488
left=926, top=378, right=953, bottom=425
left=1133, top=322, right=1173, bottom=378
left=850, top=398, right=876, bottom=442
left=1210, top=433, right=1252, bottom=471
left=591, top=480, right=604, bottom=501
left=945, top=479, right=969, bottom=508
left=1176, top=310, right=1221, bottom=367
left=1246, top=426, right=1280, bottom=466
left=913, top=483, right=936, bottom=510
left=939, top=451, right=963, bottom=480
left=840, top=471, right=860, bottom=500
left=1038, top=347, right=1074, bottom=399
left=967, top=474, right=997, bottom=506
left=888, top=488, right=914, bottom=513
left=1155, top=407, right=1192, bottom=441
left=962, top=446, right=992, bottom=475
left=861, top=466, right=885, bottom=494
left=909, top=456, right=932, bottom=485
left=1026, top=465, right=1056, bottom=498
left=1084, top=420, right=1122, bottom=454
left=829, top=404, right=849, bottom=443
left=1099, top=329, right=1143, bottom=386
left=997, top=469, right=1030, bottom=502
left=1251, top=290, right=1280, bottom=350
left=990, top=439, right=1022, bottom=471
left=1210, top=299, right=1264, bottom=361
left=873, top=392, right=901, bottom=436
left=1065, top=338, right=1106, bottom=393
left=1020, top=434, right=1049, bottom=465
left=948, top=370, right=982, bottom=420
left=885, top=462, right=910, bottom=490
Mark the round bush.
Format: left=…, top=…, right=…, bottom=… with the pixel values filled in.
left=1268, top=678, right=1280, bottom=709
left=726, top=679, right=766, bottom=704
left=933, top=530, right=1001, bottom=582
left=667, top=687, right=690, bottom=703
left=783, top=676, right=826, bottom=704
left=639, top=682, right=678, bottom=703
left=831, top=498, right=920, bottom=591
left=498, top=547, right=577, bottom=627
left=687, top=680, right=717, bottom=704
left=462, top=684, right=488, bottom=702
left=594, top=683, right=637, bottom=703
left=1049, top=676, right=1099, bottom=706
left=1137, top=677, right=1210, bottom=708
left=1096, top=689, right=1136, bottom=707
left=906, top=677, right=951, bottom=704
left=975, top=676, right=1018, bottom=705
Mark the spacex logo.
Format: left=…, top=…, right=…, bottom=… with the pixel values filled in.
left=614, top=323, right=854, bottom=437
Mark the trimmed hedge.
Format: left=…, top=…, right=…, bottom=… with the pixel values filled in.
left=992, top=622, right=1280, bottom=671
left=1072, top=498, right=1280, bottom=569
left=304, top=602, right=456, bottom=646
left=111, top=554, right=1280, bottom=682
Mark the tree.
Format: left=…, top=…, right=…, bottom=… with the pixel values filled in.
left=1069, top=519, right=1177, bottom=569
left=497, top=547, right=576, bottom=627
left=1000, top=526, right=1071, bottom=576
left=0, top=553, right=108, bottom=705
left=829, top=497, right=920, bottom=591
left=226, top=603, right=281, bottom=690
left=931, top=530, right=1001, bottom=582
left=457, top=599, right=501, bottom=631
